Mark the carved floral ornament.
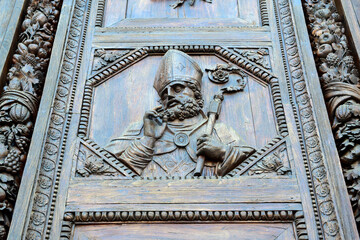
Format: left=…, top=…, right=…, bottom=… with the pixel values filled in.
left=304, top=0, right=360, bottom=228
left=0, top=0, right=61, bottom=238
left=92, top=49, right=130, bottom=72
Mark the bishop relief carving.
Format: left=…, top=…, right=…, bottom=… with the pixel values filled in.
left=171, top=0, right=212, bottom=9
left=105, top=50, right=255, bottom=178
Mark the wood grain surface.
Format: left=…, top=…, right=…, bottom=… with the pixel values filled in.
left=103, top=0, right=259, bottom=27
left=73, top=223, right=296, bottom=240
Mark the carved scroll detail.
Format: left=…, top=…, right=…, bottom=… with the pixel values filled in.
left=304, top=0, right=360, bottom=230
left=0, top=0, right=61, bottom=238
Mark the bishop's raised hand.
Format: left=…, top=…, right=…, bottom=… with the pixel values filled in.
left=143, top=107, right=168, bottom=140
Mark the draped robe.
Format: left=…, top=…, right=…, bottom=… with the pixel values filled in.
left=105, top=114, right=255, bottom=177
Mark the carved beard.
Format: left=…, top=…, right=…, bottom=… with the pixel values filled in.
left=162, top=98, right=202, bottom=121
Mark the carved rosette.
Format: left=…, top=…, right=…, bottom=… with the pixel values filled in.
left=0, top=0, right=61, bottom=238
left=304, top=0, right=360, bottom=230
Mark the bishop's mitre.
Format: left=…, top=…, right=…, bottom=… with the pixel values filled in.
left=154, top=50, right=203, bottom=94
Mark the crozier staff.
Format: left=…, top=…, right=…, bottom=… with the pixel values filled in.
left=105, top=50, right=255, bottom=177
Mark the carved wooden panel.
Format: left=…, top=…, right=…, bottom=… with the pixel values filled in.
left=102, top=0, right=261, bottom=28
left=9, top=0, right=358, bottom=239
left=72, top=223, right=297, bottom=240
left=88, top=53, right=278, bottom=149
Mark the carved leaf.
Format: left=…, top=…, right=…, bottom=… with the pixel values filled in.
left=92, top=58, right=108, bottom=71
left=92, top=49, right=130, bottom=72
left=233, top=48, right=271, bottom=70
left=247, top=146, right=291, bottom=176
left=76, top=148, right=116, bottom=177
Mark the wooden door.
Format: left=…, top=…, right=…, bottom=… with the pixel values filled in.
left=9, top=0, right=358, bottom=239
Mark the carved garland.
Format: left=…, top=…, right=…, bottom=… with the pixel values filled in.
left=0, top=0, right=62, bottom=239
left=303, top=0, right=360, bottom=231
left=25, top=0, right=92, bottom=239
left=60, top=210, right=308, bottom=239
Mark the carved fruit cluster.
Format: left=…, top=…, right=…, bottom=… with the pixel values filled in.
left=0, top=0, right=62, bottom=238
left=306, top=0, right=359, bottom=86
left=7, top=0, right=60, bottom=97
left=305, top=0, right=360, bottom=229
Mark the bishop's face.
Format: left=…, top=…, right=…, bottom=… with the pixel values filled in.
left=158, top=82, right=202, bottom=121
left=160, top=83, right=196, bottom=110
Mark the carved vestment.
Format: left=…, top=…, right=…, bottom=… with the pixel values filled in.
left=105, top=114, right=254, bottom=177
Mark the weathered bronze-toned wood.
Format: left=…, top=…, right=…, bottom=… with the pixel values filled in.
left=72, top=223, right=297, bottom=240
left=0, top=0, right=62, bottom=238
left=303, top=0, right=360, bottom=232
left=5, top=0, right=358, bottom=239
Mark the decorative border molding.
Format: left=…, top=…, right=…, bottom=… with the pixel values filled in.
left=60, top=210, right=308, bottom=239
left=98, top=26, right=268, bottom=31
left=259, top=0, right=270, bottom=26
left=0, top=0, right=62, bottom=238
left=303, top=0, right=360, bottom=232
left=275, top=0, right=342, bottom=238
left=25, top=0, right=93, bottom=239
left=95, top=0, right=106, bottom=27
